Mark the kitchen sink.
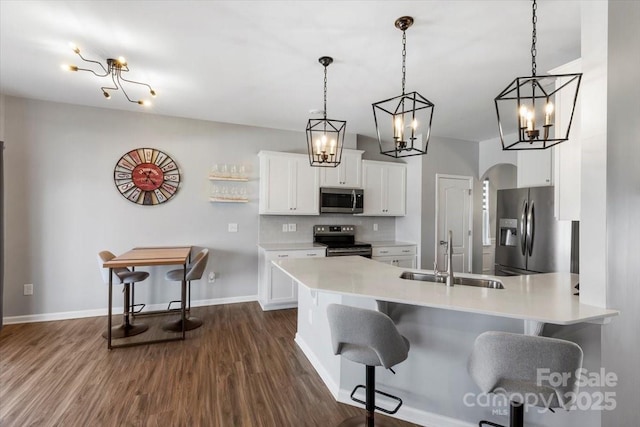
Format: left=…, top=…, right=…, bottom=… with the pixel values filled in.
left=399, top=272, right=505, bottom=289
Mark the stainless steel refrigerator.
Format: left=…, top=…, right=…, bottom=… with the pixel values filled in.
left=495, top=186, right=572, bottom=276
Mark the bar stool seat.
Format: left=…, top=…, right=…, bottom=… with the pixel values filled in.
left=327, top=304, right=410, bottom=427
left=468, top=331, right=583, bottom=427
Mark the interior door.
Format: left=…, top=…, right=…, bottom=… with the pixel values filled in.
left=436, top=175, right=472, bottom=273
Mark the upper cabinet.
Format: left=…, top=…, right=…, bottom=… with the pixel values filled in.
left=552, top=59, right=582, bottom=221
left=361, top=160, right=407, bottom=216
left=258, top=151, right=319, bottom=215
left=319, top=149, right=364, bottom=188
left=517, top=150, right=553, bottom=188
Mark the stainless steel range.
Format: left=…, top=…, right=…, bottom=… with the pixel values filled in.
left=313, top=225, right=372, bottom=258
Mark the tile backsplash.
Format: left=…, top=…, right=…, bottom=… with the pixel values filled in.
left=259, top=215, right=396, bottom=243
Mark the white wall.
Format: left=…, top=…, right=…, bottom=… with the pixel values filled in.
left=478, top=135, right=517, bottom=178
left=2, top=96, right=370, bottom=319
left=602, top=1, right=640, bottom=425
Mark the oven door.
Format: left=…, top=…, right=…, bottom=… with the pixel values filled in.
left=326, top=247, right=372, bottom=258
left=320, top=188, right=364, bottom=214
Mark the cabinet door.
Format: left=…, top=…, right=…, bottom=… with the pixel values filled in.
left=268, top=262, right=297, bottom=304
left=291, top=156, right=319, bottom=214
left=372, top=256, right=396, bottom=266
left=517, top=150, right=553, bottom=188
left=385, top=164, right=407, bottom=216
left=362, top=162, right=385, bottom=215
left=259, top=154, right=291, bottom=214
left=320, top=149, right=363, bottom=187
left=395, top=257, right=416, bottom=269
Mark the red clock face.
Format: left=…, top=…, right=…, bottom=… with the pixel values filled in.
left=132, top=163, right=163, bottom=191
left=113, top=148, right=181, bottom=205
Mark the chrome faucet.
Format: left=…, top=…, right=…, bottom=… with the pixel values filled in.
left=445, top=230, right=454, bottom=287
left=433, top=230, right=454, bottom=287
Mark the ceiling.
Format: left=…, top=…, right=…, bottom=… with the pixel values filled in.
left=0, top=1, right=581, bottom=143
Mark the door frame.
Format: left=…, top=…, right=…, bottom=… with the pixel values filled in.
left=434, top=174, right=474, bottom=273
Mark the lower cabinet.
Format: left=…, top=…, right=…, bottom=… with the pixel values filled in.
left=258, top=248, right=326, bottom=310
left=371, top=245, right=417, bottom=269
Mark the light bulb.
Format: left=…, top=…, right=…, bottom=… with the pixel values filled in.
left=411, top=118, right=417, bottom=130
left=519, top=105, right=528, bottom=118
left=61, top=64, right=78, bottom=72
left=69, top=42, right=80, bottom=54
left=545, top=102, right=554, bottom=126
left=103, top=91, right=111, bottom=99
left=117, top=56, right=127, bottom=65
left=150, top=89, right=156, bottom=97
left=545, top=102, right=554, bottom=115
left=138, top=100, right=151, bottom=106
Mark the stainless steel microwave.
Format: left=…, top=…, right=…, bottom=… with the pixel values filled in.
left=320, top=188, right=364, bottom=214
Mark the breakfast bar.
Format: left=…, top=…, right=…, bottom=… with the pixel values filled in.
left=273, top=256, right=619, bottom=427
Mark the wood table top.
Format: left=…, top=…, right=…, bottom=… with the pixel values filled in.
left=103, top=246, right=192, bottom=268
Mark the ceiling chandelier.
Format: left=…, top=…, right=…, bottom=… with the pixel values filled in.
left=373, top=16, right=434, bottom=158
left=62, top=44, right=156, bottom=106
left=495, top=0, right=582, bottom=150
left=306, top=56, right=346, bottom=167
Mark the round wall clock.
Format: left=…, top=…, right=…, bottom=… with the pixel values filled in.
left=113, top=148, right=181, bottom=205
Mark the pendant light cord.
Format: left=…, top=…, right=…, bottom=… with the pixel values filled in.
left=323, top=65, right=328, bottom=120
left=401, top=29, right=407, bottom=95
left=531, top=0, right=537, bottom=77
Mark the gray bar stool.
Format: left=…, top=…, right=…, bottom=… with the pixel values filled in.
left=162, top=248, right=209, bottom=332
left=468, top=331, right=583, bottom=427
left=327, top=304, right=410, bottom=427
left=97, top=250, right=150, bottom=338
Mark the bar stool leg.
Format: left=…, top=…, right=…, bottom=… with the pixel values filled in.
left=103, top=283, right=148, bottom=339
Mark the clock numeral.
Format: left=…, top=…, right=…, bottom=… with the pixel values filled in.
left=164, top=173, right=179, bottom=182
left=154, top=152, right=167, bottom=166
left=161, top=182, right=177, bottom=194
left=128, top=188, right=142, bottom=202
left=118, top=182, right=135, bottom=192
left=154, top=189, right=166, bottom=202
left=128, top=150, right=142, bottom=166
left=144, top=149, right=153, bottom=163
left=115, top=172, right=132, bottom=180
left=161, top=162, right=177, bottom=173
left=118, top=158, right=135, bottom=171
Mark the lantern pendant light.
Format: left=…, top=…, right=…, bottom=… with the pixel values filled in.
left=495, top=0, right=582, bottom=150
left=306, top=56, right=346, bottom=167
left=373, top=16, right=434, bottom=158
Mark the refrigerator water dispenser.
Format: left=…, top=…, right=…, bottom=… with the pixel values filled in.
left=499, top=218, right=518, bottom=246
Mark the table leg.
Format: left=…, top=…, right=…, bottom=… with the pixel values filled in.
left=182, top=262, right=186, bottom=339
left=108, top=268, right=113, bottom=350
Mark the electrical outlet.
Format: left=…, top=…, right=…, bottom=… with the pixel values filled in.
left=208, top=272, right=216, bottom=283
left=24, top=283, right=33, bottom=296
left=228, top=223, right=238, bottom=232
left=282, top=224, right=288, bottom=232
left=373, top=223, right=378, bottom=231
left=288, top=223, right=296, bottom=232
left=308, top=309, right=313, bottom=325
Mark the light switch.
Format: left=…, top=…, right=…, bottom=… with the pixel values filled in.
left=288, top=223, right=297, bottom=232
left=228, top=223, right=238, bottom=232
left=282, top=224, right=288, bottom=232
left=373, top=223, right=378, bottom=231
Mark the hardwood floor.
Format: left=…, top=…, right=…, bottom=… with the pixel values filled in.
left=0, top=303, right=419, bottom=427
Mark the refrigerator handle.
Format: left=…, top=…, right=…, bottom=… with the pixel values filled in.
left=520, top=201, right=528, bottom=256
left=527, top=201, right=535, bottom=256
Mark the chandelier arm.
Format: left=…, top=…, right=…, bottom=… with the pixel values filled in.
left=118, top=74, right=154, bottom=92
left=75, top=66, right=109, bottom=78
left=114, top=69, right=138, bottom=104
left=76, top=51, right=108, bottom=75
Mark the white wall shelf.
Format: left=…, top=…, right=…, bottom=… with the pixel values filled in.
left=209, top=197, right=249, bottom=203
left=208, top=176, right=249, bottom=182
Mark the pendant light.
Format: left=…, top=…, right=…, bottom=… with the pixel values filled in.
left=306, top=56, right=346, bottom=167
left=495, top=0, right=581, bottom=150
left=373, top=16, right=434, bottom=158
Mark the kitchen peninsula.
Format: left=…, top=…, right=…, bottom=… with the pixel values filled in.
left=274, top=256, right=619, bottom=427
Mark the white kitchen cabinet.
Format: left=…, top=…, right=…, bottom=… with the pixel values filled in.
left=361, top=160, right=407, bottom=216
left=551, top=59, right=582, bottom=221
left=258, top=151, right=319, bottom=215
left=258, top=247, right=326, bottom=310
left=319, top=149, right=364, bottom=188
left=372, top=245, right=416, bottom=268
left=517, top=149, right=553, bottom=188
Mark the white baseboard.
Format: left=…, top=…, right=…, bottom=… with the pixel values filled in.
left=2, top=295, right=258, bottom=325
left=294, top=333, right=340, bottom=399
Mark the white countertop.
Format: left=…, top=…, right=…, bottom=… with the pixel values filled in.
left=258, top=242, right=326, bottom=251
left=273, top=256, right=619, bottom=325
left=367, top=241, right=416, bottom=247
